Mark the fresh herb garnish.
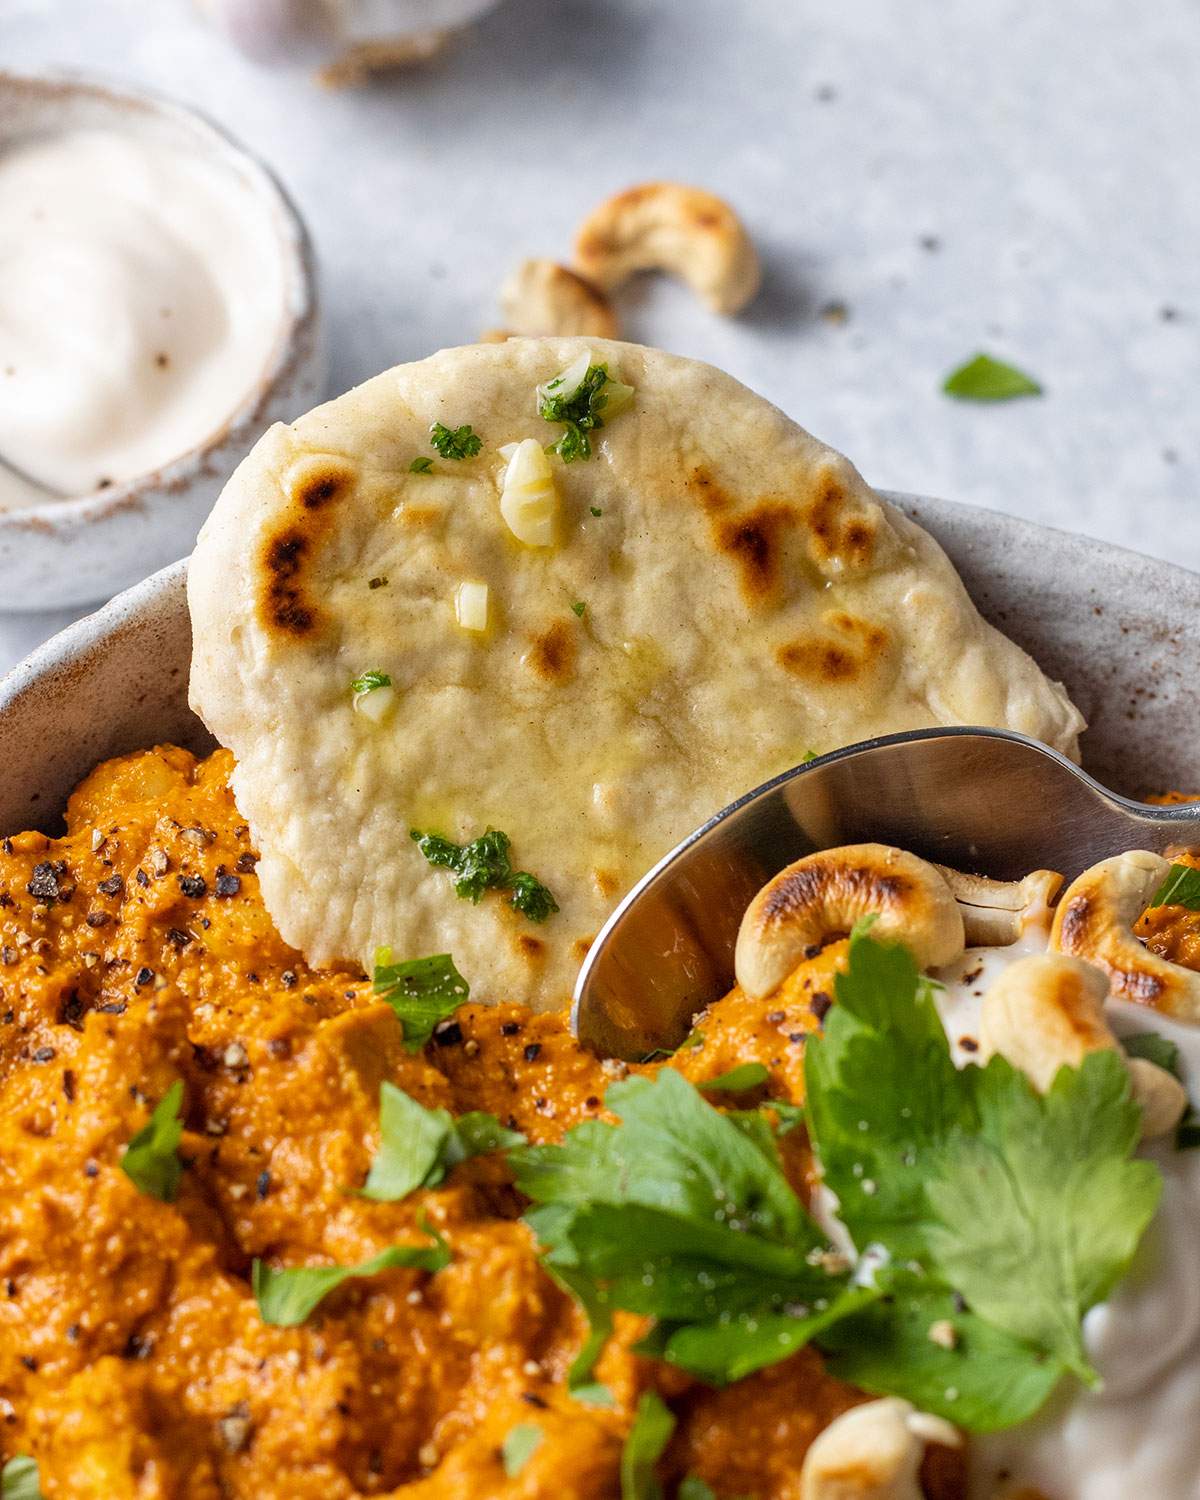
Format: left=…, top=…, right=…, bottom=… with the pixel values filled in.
left=1, top=1457, right=42, bottom=1500
left=537, top=357, right=634, bottom=463
left=501, top=1423, right=543, bottom=1477
left=590, top=506, right=603, bottom=517
left=620, top=1392, right=675, bottom=1500
left=350, top=669, right=391, bottom=699
left=800, top=749, right=819, bottom=764
left=409, top=456, right=435, bottom=474
left=253, top=1228, right=450, bottom=1326
left=1124, top=1031, right=1200, bottom=1149
left=429, top=422, right=482, bottom=460
left=571, top=1382, right=615, bottom=1407
left=511, top=1067, right=870, bottom=1386
left=1150, top=862, right=1200, bottom=910
left=804, top=925, right=1162, bottom=1424
left=410, top=828, right=559, bottom=923
left=678, top=1480, right=719, bottom=1500
left=372, top=949, right=470, bottom=1051
left=570, top=600, right=587, bottom=618
left=121, top=1080, right=185, bottom=1202
left=698, top=1062, right=769, bottom=1093
left=942, top=353, right=1042, bottom=401
left=360, top=1081, right=523, bottom=1201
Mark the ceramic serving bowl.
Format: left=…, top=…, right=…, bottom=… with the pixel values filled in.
left=0, top=71, right=326, bottom=613
left=1, top=494, right=1198, bottom=838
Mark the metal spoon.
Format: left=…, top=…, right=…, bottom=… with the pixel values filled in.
left=571, top=726, right=1200, bottom=1059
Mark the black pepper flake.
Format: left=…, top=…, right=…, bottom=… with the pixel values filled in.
left=959, top=1036, right=979, bottom=1053
left=135, top=868, right=150, bottom=888
left=523, top=1042, right=542, bottom=1063
left=19, top=1355, right=36, bottom=1372
left=368, top=575, right=388, bottom=589
left=280, top=970, right=297, bottom=989
left=803, top=943, right=822, bottom=960
left=66, top=1323, right=80, bottom=1342
left=167, top=927, right=193, bottom=948
left=4, top=1279, right=15, bottom=1297
left=2, top=1009, right=12, bottom=1024
left=1, top=838, right=11, bottom=855
left=62, top=1069, right=76, bottom=1102
left=134, top=966, right=154, bottom=987
left=32, top=1046, right=56, bottom=1063
left=521, top=1391, right=549, bottom=1409
left=85, top=910, right=111, bottom=928
left=765, top=1010, right=785, bottom=1024
left=433, top=1019, right=463, bottom=1048
left=0, top=892, right=12, bottom=908
left=84, top=1160, right=99, bottom=1178
left=235, top=853, right=258, bottom=873
left=810, top=992, right=832, bottom=1022
left=97, top=874, right=124, bottom=898
left=215, top=873, right=241, bottom=898
left=95, top=1000, right=127, bottom=1015
left=501, top=1021, right=521, bottom=1036
left=267, top=1037, right=291, bottom=1059
left=59, top=989, right=89, bottom=1030
left=585, top=1095, right=600, bottom=1109
left=343, top=989, right=356, bottom=1001
left=0, top=947, right=15, bottom=966
left=178, top=873, right=208, bottom=899
left=122, top=1332, right=155, bottom=1360
left=788, top=1031, right=805, bottom=1044
left=27, top=860, right=65, bottom=900
left=255, top=1170, right=271, bottom=1200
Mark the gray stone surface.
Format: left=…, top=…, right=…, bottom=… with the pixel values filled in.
left=2, top=0, right=1197, bottom=669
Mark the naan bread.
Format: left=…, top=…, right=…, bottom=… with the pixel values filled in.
left=189, top=339, right=1084, bottom=1008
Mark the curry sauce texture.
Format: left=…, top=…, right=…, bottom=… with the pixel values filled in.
left=0, top=747, right=973, bottom=1500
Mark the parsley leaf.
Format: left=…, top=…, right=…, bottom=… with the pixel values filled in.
left=372, top=948, right=469, bottom=1051
left=409, top=456, right=435, bottom=474
left=1150, top=862, right=1200, bottom=910
left=570, top=600, right=587, bottom=618
left=360, top=1081, right=523, bottom=1201
left=942, top=353, right=1042, bottom=401
left=698, top=1062, right=769, bottom=1093
left=501, top=1423, right=543, bottom=1477
left=1, top=1457, right=42, bottom=1500
left=571, top=1382, right=615, bottom=1407
left=805, top=927, right=1162, bottom=1417
left=589, top=506, right=603, bottom=517
left=429, top=422, right=482, bottom=460
left=620, top=1392, right=675, bottom=1500
left=253, top=1229, right=450, bottom=1326
left=1123, top=1031, right=1180, bottom=1071
left=121, top=1080, right=185, bottom=1202
left=511, top=1068, right=870, bottom=1385
left=410, top=827, right=559, bottom=923
left=538, top=359, right=634, bottom=463
left=350, top=669, right=391, bottom=698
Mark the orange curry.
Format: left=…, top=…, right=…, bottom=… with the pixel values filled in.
left=2, top=749, right=1195, bottom=1499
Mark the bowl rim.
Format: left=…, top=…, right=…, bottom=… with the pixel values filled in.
left=0, top=67, right=320, bottom=534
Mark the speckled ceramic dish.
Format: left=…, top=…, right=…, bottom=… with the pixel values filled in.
left=0, top=70, right=326, bottom=612
left=1, top=494, right=1197, bottom=838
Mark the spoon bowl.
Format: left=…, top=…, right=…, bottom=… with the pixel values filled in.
left=571, top=727, right=1200, bottom=1059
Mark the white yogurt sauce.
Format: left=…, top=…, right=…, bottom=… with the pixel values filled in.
left=931, top=936, right=1200, bottom=1500
left=0, top=127, right=287, bottom=510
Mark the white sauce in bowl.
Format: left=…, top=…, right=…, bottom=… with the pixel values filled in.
left=0, top=127, right=287, bottom=510
left=933, top=944, right=1200, bottom=1500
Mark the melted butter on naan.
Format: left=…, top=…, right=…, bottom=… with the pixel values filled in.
left=189, top=339, right=1084, bottom=1009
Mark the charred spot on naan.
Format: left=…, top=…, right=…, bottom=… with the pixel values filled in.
left=513, top=933, right=546, bottom=965
left=523, top=619, right=577, bottom=682
left=802, top=465, right=880, bottom=575
left=711, top=501, right=798, bottom=607
left=685, top=463, right=733, bottom=514
left=257, top=455, right=358, bottom=638
left=775, top=612, right=891, bottom=684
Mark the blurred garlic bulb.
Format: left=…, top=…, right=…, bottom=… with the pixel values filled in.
left=196, top=0, right=504, bottom=78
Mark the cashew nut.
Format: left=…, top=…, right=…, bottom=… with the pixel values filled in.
left=735, top=844, right=965, bottom=1000
left=799, top=1397, right=960, bottom=1500
left=979, top=952, right=1188, bottom=1140
left=499, top=259, right=619, bottom=339
left=1050, top=851, right=1200, bottom=1023
left=932, top=865, right=1062, bottom=947
left=574, top=182, right=761, bottom=315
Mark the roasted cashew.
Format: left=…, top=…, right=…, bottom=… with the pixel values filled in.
left=799, top=1397, right=960, bottom=1500
left=498, top=259, right=619, bottom=339
left=574, top=182, right=761, bottom=315
left=735, top=844, right=965, bottom=1000
left=979, top=952, right=1188, bottom=1139
left=933, top=865, right=1062, bottom=947
left=1051, top=851, right=1200, bottom=1023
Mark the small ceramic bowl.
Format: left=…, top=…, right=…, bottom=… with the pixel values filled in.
left=0, top=71, right=326, bottom=612
left=2, top=495, right=1198, bottom=837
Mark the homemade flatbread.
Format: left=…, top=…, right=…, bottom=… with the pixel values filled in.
left=189, top=338, right=1084, bottom=1008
